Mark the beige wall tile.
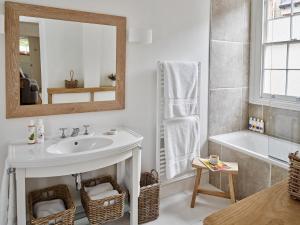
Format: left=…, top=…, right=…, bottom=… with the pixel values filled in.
left=264, top=106, right=300, bottom=144
left=249, top=103, right=264, bottom=119
left=209, top=89, right=242, bottom=136
left=210, top=41, right=248, bottom=89
left=211, top=0, right=250, bottom=42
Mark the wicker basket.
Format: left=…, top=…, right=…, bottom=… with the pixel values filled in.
left=65, top=70, right=78, bottom=88
left=138, top=170, right=160, bottom=224
left=80, top=176, right=125, bottom=225
left=28, top=184, right=76, bottom=225
left=289, top=151, right=300, bottom=200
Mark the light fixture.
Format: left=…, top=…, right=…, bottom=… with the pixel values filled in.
left=128, top=28, right=152, bottom=44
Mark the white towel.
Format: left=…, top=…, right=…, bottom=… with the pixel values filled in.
left=89, top=190, right=119, bottom=206
left=84, top=182, right=113, bottom=196
left=164, top=116, right=200, bottom=179
left=33, top=199, right=66, bottom=218
left=163, top=61, right=199, bottom=118
left=0, top=159, right=17, bottom=225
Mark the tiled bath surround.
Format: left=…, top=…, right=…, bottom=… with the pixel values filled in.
left=208, top=0, right=251, bottom=193
left=249, top=104, right=300, bottom=144
left=208, top=0, right=250, bottom=137
left=208, top=0, right=292, bottom=198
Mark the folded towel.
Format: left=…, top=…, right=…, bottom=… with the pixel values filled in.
left=89, top=190, right=119, bottom=206
left=84, top=182, right=113, bottom=196
left=163, top=61, right=199, bottom=118
left=164, top=116, right=200, bottom=179
left=33, top=199, right=65, bottom=218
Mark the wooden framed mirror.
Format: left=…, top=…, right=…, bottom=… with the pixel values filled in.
left=5, top=2, right=126, bottom=118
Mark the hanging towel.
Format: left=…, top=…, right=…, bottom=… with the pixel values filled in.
left=164, top=116, right=200, bottom=179
left=163, top=61, right=199, bottom=118
left=0, top=159, right=17, bottom=225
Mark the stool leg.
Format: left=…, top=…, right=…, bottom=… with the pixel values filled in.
left=228, top=173, right=236, bottom=203
left=191, top=168, right=202, bottom=208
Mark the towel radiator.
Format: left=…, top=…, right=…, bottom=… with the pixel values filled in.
left=156, top=61, right=201, bottom=183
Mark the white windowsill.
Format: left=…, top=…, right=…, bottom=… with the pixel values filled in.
left=249, top=96, right=300, bottom=112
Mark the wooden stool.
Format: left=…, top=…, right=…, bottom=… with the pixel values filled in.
left=190, top=158, right=238, bottom=208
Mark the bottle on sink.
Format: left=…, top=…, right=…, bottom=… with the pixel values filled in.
left=36, top=119, right=45, bottom=143
left=27, top=120, right=36, bottom=144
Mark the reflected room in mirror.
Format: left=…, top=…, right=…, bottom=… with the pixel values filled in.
left=19, top=16, right=117, bottom=105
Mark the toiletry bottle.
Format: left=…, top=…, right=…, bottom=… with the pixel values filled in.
left=36, top=119, right=45, bottom=143
left=260, top=120, right=265, bottom=134
left=27, top=120, right=36, bottom=144
left=249, top=117, right=253, bottom=130
left=257, top=119, right=261, bottom=132
left=252, top=118, right=257, bottom=131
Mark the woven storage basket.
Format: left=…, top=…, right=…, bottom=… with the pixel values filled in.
left=28, top=184, right=76, bottom=225
left=80, top=175, right=125, bottom=225
left=289, top=151, right=300, bottom=200
left=138, top=170, right=160, bottom=224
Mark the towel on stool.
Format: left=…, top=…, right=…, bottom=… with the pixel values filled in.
left=33, top=199, right=66, bottom=218
left=84, top=182, right=113, bottom=196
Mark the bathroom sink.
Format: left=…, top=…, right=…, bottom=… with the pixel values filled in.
left=47, top=137, right=113, bottom=154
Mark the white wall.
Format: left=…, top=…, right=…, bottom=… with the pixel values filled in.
left=44, top=19, right=84, bottom=88
left=0, top=0, right=210, bottom=189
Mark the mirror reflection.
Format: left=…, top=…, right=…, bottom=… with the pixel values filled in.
left=19, top=16, right=117, bottom=105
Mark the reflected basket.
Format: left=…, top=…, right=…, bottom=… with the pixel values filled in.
left=288, top=151, right=300, bottom=200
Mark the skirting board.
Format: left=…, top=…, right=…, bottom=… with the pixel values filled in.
left=160, top=170, right=209, bottom=199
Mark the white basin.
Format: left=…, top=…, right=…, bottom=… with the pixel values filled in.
left=47, top=137, right=113, bottom=154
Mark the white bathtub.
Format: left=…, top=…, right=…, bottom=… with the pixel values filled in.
left=209, top=130, right=300, bottom=169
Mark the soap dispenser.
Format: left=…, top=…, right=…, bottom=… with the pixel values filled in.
left=27, top=120, right=36, bottom=144
left=36, top=119, right=45, bottom=143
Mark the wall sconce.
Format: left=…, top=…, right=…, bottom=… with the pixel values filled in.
left=128, top=28, right=152, bottom=44
left=0, top=14, right=4, bottom=34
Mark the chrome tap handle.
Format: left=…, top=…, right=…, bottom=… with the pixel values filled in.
left=71, top=128, right=80, bottom=137
left=59, top=128, right=67, bottom=138
left=83, top=125, right=90, bottom=135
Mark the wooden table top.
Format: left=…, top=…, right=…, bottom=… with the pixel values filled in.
left=204, top=180, right=300, bottom=225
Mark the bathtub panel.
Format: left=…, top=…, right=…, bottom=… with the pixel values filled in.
left=221, top=146, right=270, bottom=200
left=271, top=165, right=289, bottom=186
left=208, top=141, right=222, bottom=189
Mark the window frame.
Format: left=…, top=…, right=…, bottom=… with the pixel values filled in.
left=250, top=0, right=300, bottom=111
left=19, top=36, right=31, bottom=56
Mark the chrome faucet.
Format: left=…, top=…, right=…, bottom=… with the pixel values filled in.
left=71, top=128, right=80, bottom=137
left=59, top=128, right=68, bottom=138
left=83, top=125, right=90, bottom=135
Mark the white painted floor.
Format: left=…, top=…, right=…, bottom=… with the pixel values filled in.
left=76, top=184, right=230, bottom=225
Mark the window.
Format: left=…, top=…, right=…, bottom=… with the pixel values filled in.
left=19, top=37, right=30, bottom=55
left=250, top=0, right=300, bottom=111
left=263, top=0, right=300, bottom=98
